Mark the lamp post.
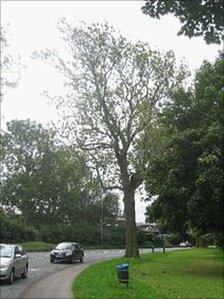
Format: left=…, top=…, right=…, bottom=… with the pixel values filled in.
left=162, top=233, right=166, bottom=253
left=100, top=195, right=104, bottom=245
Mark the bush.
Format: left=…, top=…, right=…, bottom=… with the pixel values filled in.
left=0, top=212, right=39, bottom=243
left=21, top=242, right=55, bottom=252
left=40, top=222, right=102, bottom=245
left=103, top=226, right=125, bottom=247
left=202, top=233, right=224, bottom=248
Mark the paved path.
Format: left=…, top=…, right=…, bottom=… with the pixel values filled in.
left=20, top=263, right=89, bottom=299
left=19, top=249, right=127, bottom=299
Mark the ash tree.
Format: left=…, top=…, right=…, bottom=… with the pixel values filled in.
left=36, top=21, right=188, bottom=257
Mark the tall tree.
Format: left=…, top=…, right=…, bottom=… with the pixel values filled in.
left=35, top=22, right=188, bottom=257
left=142, top=0, right=224, bottom=44
left=0, top=119, right=56, bottom=226
left=144, top=53, right=224, bottom=242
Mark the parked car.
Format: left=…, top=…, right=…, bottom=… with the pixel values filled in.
left=0, top=244, right=29, bottom=284
left=179, top=241, right=191, bottom=247
left=50, top=242, right=84, bottom=264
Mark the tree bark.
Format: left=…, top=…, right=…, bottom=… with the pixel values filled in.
left=123, top=186, right=140, bottom=258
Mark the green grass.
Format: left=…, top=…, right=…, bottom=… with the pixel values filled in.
left=20, top=241, right=55, bottom=252
left=72, top=248, right=224, bottom=299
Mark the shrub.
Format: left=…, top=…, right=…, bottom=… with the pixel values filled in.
left=0, top=211, right=39, bottom=243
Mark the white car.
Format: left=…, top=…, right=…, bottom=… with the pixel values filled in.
left=179, top=241, right=190, bottom=247
left=0, top=244, right=29, bottom=284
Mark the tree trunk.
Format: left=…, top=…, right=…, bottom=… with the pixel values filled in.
left=123, top=186, right=140, bottom=258
left=195, top=234, right=207, bottom=247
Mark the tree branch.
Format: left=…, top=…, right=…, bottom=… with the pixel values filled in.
left=89, top=153, right=123, bottom=191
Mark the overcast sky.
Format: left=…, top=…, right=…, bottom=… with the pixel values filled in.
left=1, top=1, right=221, bottom=222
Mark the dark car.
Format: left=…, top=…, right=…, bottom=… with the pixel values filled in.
left=50, top=242, right=84, bottom=264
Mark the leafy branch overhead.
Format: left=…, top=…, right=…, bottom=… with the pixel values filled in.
left=0, top=26, right=24, bottom=99
left=142, top=0, right=224, bottom=44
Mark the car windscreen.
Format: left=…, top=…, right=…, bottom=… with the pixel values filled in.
left=0, top=245, right=14, bottom=258
left=55, top=243, right=71, bottom=250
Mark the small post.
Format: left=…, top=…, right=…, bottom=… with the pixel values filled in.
left=100, top=196, right=104, bottom=246
left=162, top=234, right=165, bottom=253
left=152, top=244, right=154, bottom=253
left=126, top=259, right=129, bottom=288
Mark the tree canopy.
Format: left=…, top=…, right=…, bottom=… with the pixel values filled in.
left=142, top=0, right=224, bottom=44
left=0, top=27, right=24, bottom=100
left=144, top=53, right=224, bottom=243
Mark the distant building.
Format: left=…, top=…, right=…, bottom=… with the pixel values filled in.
left=137, top=222, right=160, bottom=235
left=115, top=216, right=126, bottom=226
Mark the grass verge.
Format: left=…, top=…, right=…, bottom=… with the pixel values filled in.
left=72, top=248, right=223, bottom=299
left=20, top=241, right=55, bottom=252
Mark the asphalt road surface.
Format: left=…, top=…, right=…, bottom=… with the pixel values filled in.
left=0, top=248, right=181, bottom=299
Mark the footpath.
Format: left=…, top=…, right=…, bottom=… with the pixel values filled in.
left=19, top=262, right=89, bottom=299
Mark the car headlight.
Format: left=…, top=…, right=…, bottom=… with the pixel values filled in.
left=65, top=250, right=73, bottom=256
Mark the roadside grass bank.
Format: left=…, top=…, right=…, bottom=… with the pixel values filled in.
left=20, top=242, right=55, bottom=252
left=72, top=248, right=223, bottom=299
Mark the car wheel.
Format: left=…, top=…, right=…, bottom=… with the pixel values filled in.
left=8, top=268, right=15, bottom=284
left=50, top=258, right=54, bottom=263
left=21, top=265, right=28, bottom=279
left=80, top=256, right=83, bottom=263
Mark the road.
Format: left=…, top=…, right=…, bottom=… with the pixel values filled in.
left=0, top=248, right=181, bottom=299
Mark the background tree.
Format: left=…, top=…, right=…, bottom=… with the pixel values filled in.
left=35, top=21, right=188, bottom=257
left=0, top=119, right=121, bottom=244
left=142, top=0, right=224, bottom=44
left=144, top=54, right=224, bottom=245
left=1, top=119, right=57, bottom=226
left=101, top=192, right=120, bottom=225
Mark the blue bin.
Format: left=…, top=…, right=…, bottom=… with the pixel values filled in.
left=116, top=263, right=129, bottom=284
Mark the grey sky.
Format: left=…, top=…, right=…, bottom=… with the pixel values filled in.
left=1, top=1, right=221, bottom=221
